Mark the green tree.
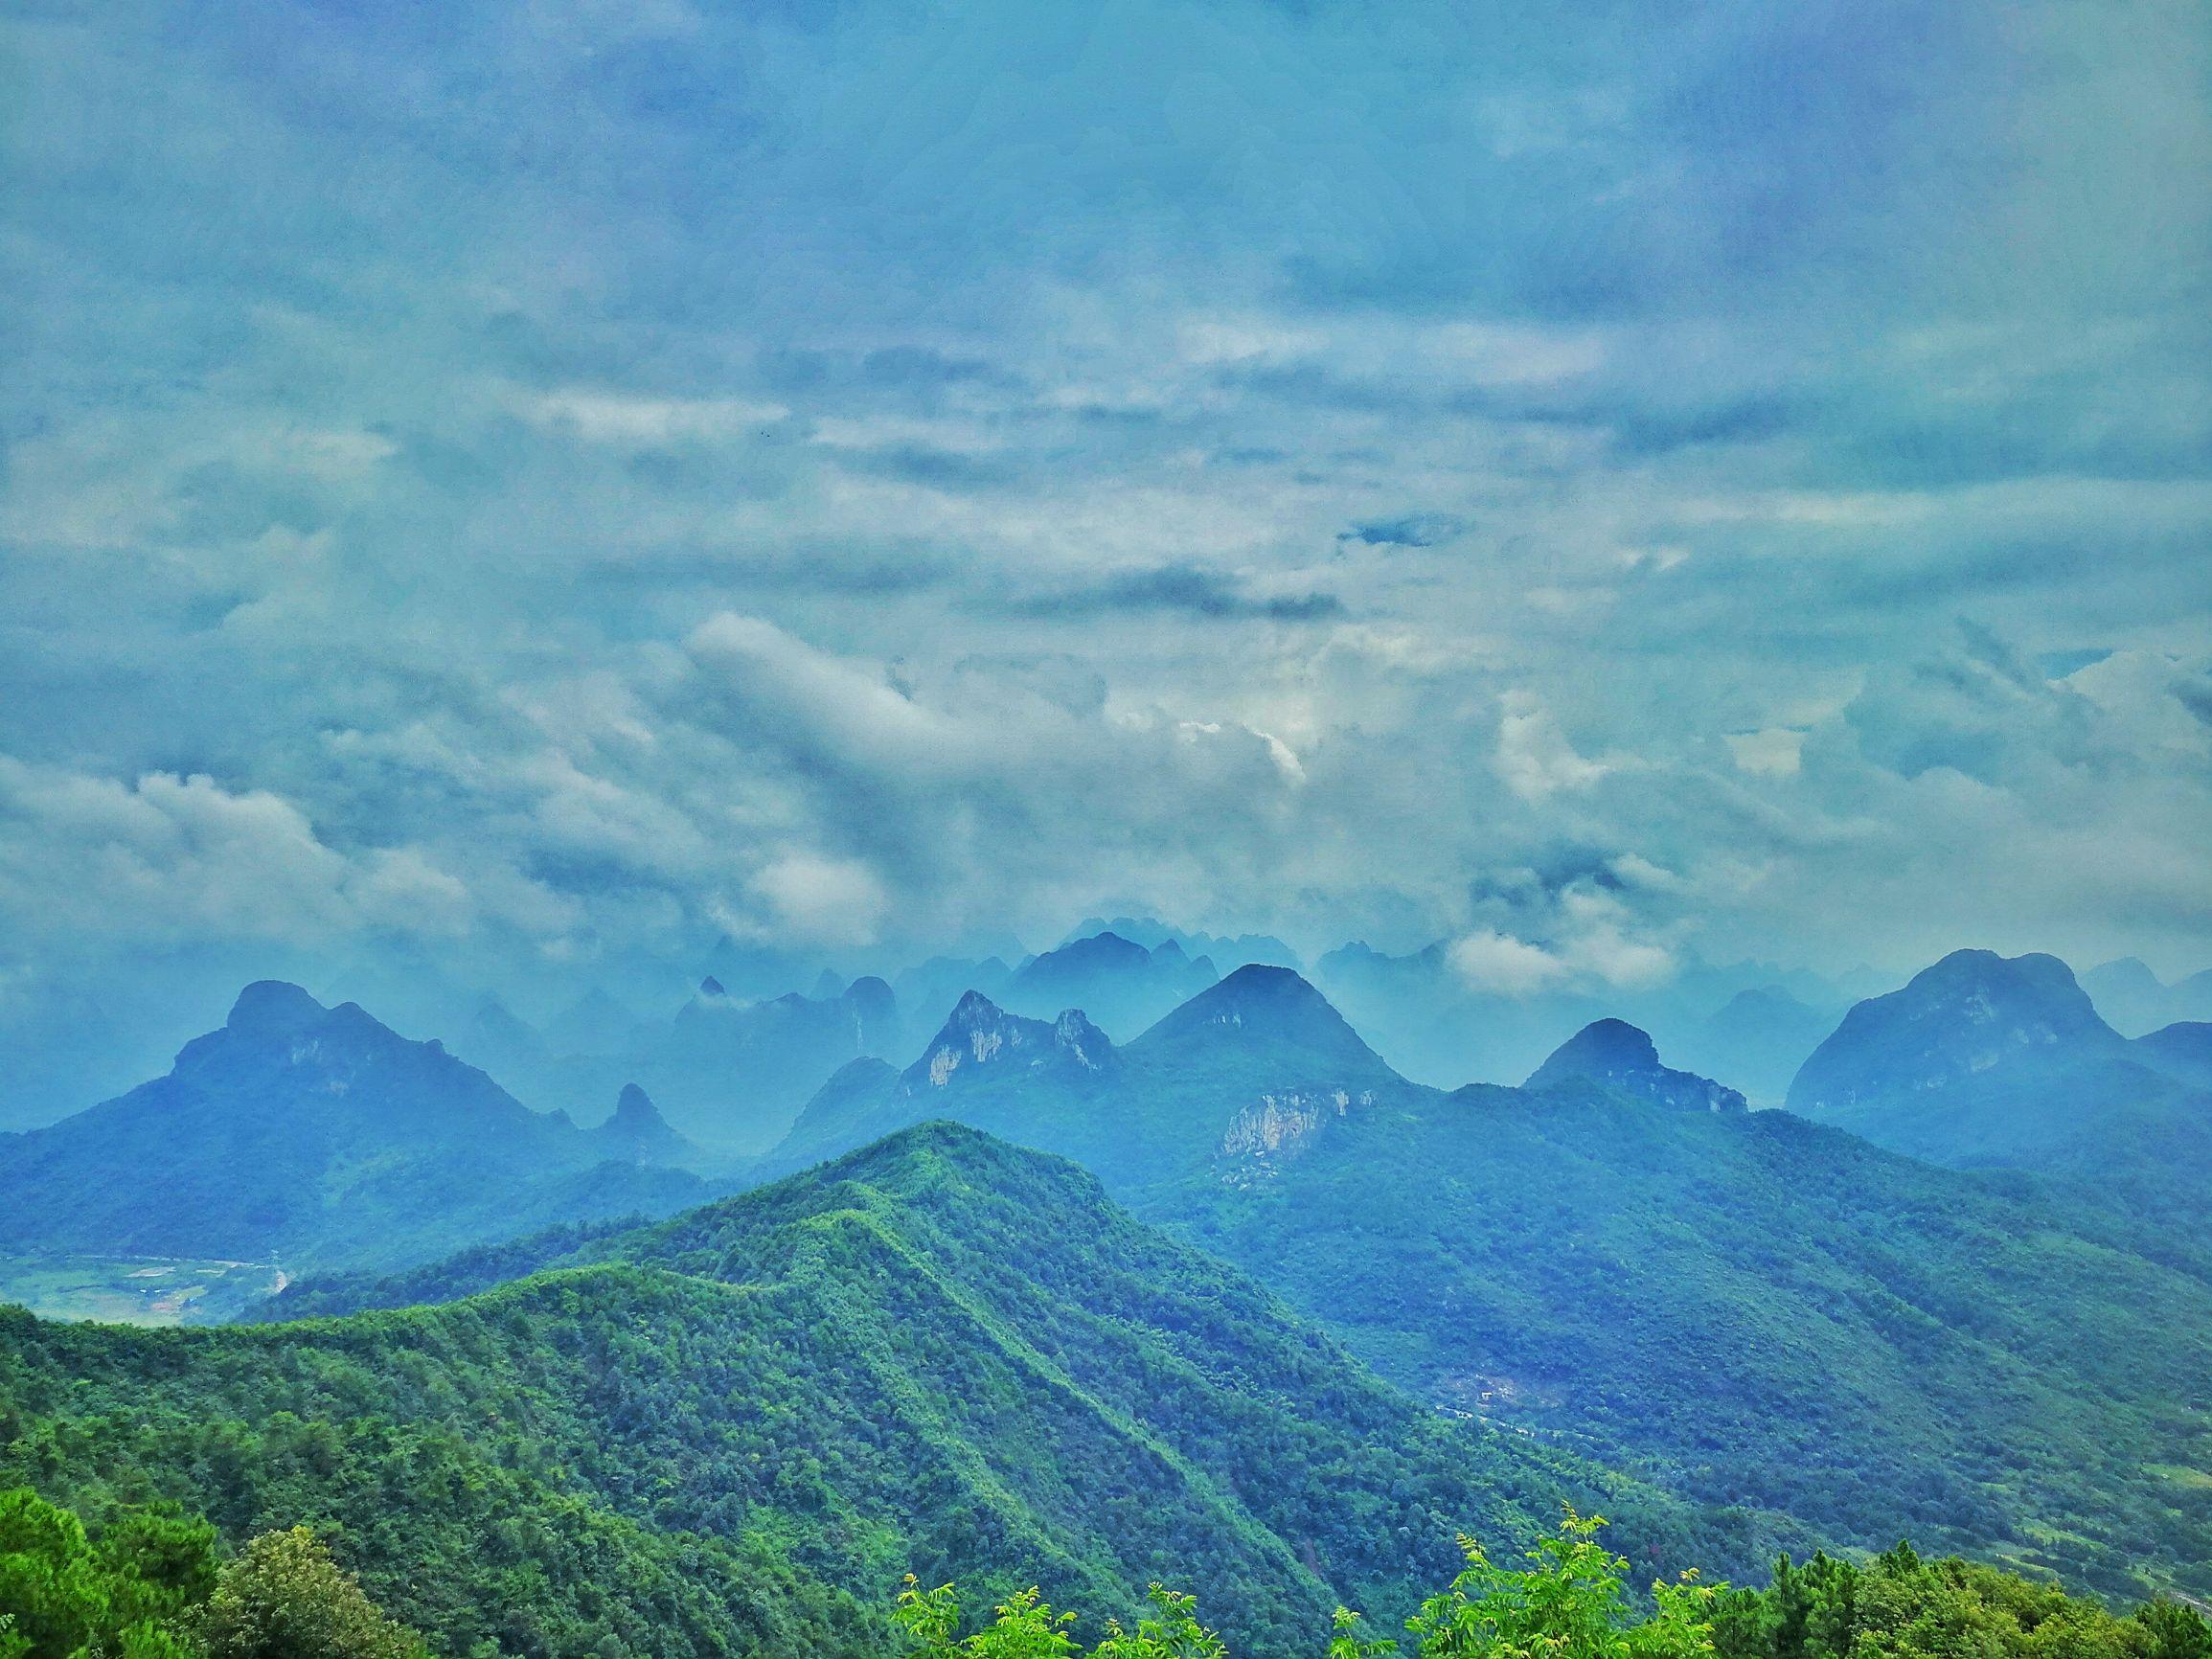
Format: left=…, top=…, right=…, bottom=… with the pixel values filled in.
left=0, top=1489, right=214, bottom=1659
left=895, top=1579, right=1228, bottom=1659
left=2136, top=1602, right=2212, bottom=1659
left=1402, top=1511, right=1721, bottom=1659
left=194, top=1530, right=425, bottom=1659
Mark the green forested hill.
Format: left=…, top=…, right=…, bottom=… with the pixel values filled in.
left=0, top=1123, right=1772, bottom=1659
left=740, top=971, right=2212, bottom=1604
left=1156, top=1079, right=2212, bottom=1602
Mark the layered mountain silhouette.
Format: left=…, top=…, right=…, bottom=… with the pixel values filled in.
left=458, top=973, right=906, bottom=1155
left=1060, top=916, right=1302, bottom=972
left=1525, top=1019, right=1747, bottom=1113
left=0, top=982, right=711, bottom=1272
left=15, top=1124, right=1752, bottom=1659
left=1312, top=940, right=1849, bottom=1097
left=1787, top=949, right=2212, bottom=1213
left=764, top=965, right=1400, bottom=1186
left=15, top=944, right=2212, bottom=1605
left=995, top=929, right=1220, bottom=1038
left=2082, top=956, right=2212, bottom=1036
left=1669, top=986, right=1839, bottom=1105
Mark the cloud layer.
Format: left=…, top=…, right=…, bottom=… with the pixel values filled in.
left=2, top=0, right=2208, bottom=1071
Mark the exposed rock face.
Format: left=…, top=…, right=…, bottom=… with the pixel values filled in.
left=1526, top=1019, right=1747, bottom=1114
left=1053, top=1010, right=1114, bottom=1073
left=1218, top=1085, right=1377, bottom=1183
left=903, top=993, right=1119, bottom=1093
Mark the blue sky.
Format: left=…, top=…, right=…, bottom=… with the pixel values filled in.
left=2, top=0, right=2209, bottom=1060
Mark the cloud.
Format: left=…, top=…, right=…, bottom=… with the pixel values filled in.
left=1018, top=565, right=1346, bottom=623
left=0, top=760, right=482, bottom=953
left=1448, top=929, right=1568, bottom=996
left=1725, top=728, right=1805, bottom=778
left=743, top=853, right=890, bottom=948
left=1495, top=697, right=1612, bottom=802
left=2, top=0, right=2209, bottom=1069
left=1338, top=513, right=1466, bottom=549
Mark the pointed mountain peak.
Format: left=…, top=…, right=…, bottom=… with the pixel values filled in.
left=591, top=1081, right=694, bottom=1164
left=1052, top=1008, right=1118, bottom=1073
left=1526, top=1019, right=1745, bottom=1114
left=1137, top=966, right=1386, bottom=1072
left=226, top=980, right=329, bottom=1036
left=611, top=1081, right=661, bottom=1127
left=698, top=975, right=728, bottom=998
left=1163, top=963, right=1334, bottom=1026
left=904, top=990, right=1091, bottom=1091
left=909, top=991, right=1051, bottom=1084
left=946, top=988, right=1018, bottom=1028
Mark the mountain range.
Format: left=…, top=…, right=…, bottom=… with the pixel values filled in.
left=1311, top=940, right=1865, bottom=1101
left=0, top=1123, right=1766, bottom=1659
left=2081, top=956, right=2212, bottom=1037
left=7, top=940, right=2211, bottom=1611
left=736, top=962, right=2212, bottom=1601
left=0, top=981, right=710, bottom=1277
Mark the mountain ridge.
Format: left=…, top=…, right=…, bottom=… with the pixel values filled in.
left=0, top=982, right=714, bottom=1279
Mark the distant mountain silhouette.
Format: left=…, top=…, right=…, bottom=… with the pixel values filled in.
left=1788, top=949, right=2212, bottom=1214
left=2082, top=957, right=2212, bottom=1036
left=1060, top=916, right=1301, bottom=972
left=1526, top=1019, right=1747, bottom=1113
left=1670, top=987, right=1839, bottom=1106
left=589, top=1083, right=697, bottom=1166
left=469, top=974, right=906, bottom=1155
left=997, top=930, right=1219, bottom=1039
left=0, top=983, right=710, bottom=1273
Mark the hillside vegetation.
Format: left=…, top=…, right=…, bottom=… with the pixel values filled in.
left=0, top=1125, right=1767, bottom=1659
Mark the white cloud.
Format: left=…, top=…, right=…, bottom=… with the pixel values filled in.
left=745, top=852, right=890, bottom=947
left=1448, top=929, right=1569, bottom=996
left=1495, top=697, right=1611, bottom=802
left=1725, top=728, right=1806, bottom=777
left=520, top=389, right=789, bottom=445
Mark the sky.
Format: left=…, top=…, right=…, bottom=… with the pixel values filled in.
left=3, top=0, right=2210, bottom=1088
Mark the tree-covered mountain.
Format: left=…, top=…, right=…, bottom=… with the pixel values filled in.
left=1786, top=950, right=2212, bottom=1219
left=0, top=1123, right=1766, bottom=1659
left=748, top=968, right=2212, bottom=1602
left=0, top=982, right=710, bottom=1279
